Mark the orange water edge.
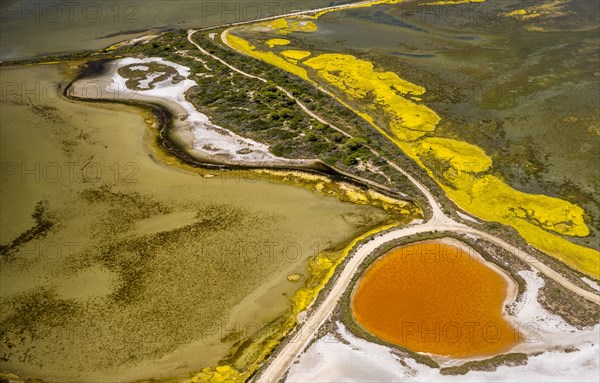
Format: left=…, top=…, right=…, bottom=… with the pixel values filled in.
left=351, top=240, right=522, bottom=358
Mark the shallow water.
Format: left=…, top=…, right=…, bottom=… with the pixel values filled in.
left=310, top=2, right=600, bottom=246
left=0, top=0, right=347, bottom=60
left=352, top=240, right=520, bottom=358
left=227, top=1, right=599, bottom=275
left=0, top=63, right=396, bottom=382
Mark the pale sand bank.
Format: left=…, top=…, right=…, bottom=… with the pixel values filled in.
left=69, top=57, right=317, bottom=167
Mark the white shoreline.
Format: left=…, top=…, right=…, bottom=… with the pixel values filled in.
left=69, top=57, right=316, bottom=167
left=286, top=321, right=600, bottom=382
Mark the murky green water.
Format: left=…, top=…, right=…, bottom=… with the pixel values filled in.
left=0, top=63, right=397, bottom=382
left=269, top=0, right=600, bottom=246
left=1, top=0, right=347, bottom=60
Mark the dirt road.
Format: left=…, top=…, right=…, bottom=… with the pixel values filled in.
left=184, top=25, right=600, bottom=383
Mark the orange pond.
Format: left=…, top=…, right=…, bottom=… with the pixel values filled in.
left=352, top=240, right=522, bottom=358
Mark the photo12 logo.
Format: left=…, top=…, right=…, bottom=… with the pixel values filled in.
left=1, top=81, right=139, bottom=105
left=1, top=1, right=140, bottom=24
left=1, top=161, right=139, bottom=185
left=396, top=1, right=504, bottom=25
left=399, top=320, right=532, bottom=344
left=197, top=1, right=336, bottom=24
left=466, top=81, right=539, bottom=106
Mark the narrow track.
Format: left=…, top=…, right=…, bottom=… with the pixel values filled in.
left=184, top=23, right=600, bottom=383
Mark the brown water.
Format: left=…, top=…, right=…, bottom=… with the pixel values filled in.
left=0, top=63, right=400, bottom=382
left=352, top=240, right=521, bottom=358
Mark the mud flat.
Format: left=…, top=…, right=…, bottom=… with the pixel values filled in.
left=0, top=63, right=405, bottom=382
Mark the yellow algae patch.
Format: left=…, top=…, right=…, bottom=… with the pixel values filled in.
left=290, top=222, right=399, bottom=315
left=508, top=9, right=527, bottom=16
left=191, top=365, right=245, bottom=383
left=287, top=273, right=302, bottom=282
left=304, top=53, right=439, bottom=140
left=367, top=190, right=413, bottom=215
left=224, top=33, right=310, bottom=81
left=224, top=23, right=599, bottom=277
left=339, top=182, right=370, bottom=204
left=506, top=9, right=541, bottom=20
left=260, top=18, right=318, bottom=35
left=452, top=176, right=590, bottom=237
left=280, top=50, right=312, bottom=61
left=304, top=53, right=425, bottom=98
left=416, top=137, right=493, bottom=174
left=311, top=0, right=402, bottom=19
left=508, top=0, right=570, bottom=22
left=264, top=18, right=289, bottom=30
left=396, top=135, right=598, bottom=275
left=421, top=0, right=486, bottom=5
left=296, top=54, right=597, bottom=276
left=437, top=173, right=598, bottom=276
left=253, top=168, right=420, bottom=216
left=105, top=42, right=126, bottom=51
left=408, top=140, right=589, bottom=241
left=265, top=38, right=290, bottom=48
left=288, top=20, right=318, bottom=33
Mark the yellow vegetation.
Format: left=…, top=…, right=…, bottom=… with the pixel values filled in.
left=105, top=42, right=126, bottom=51
left=280, top=50, right=312, bottom=61
left=299, top=53, right=598, bottom=277
left=505, top=0, right=569, bottom=23
left=405, top=136, right=597, bottom=275
left=508, top=9, right=527, bottom=16
left=506, top=8, right=541, bottom=20
left=311, top=0, right=402, bottom=18
left=191, top=366, right=245, bottom=383
left=417, top=137, right=493, bottom=174
left=290, top=222, right=399, bottom=315
left=339, top=183, right=370, bottom=204
left=287, top=273, right=302, bottom=282
left=260, top=18, right=318, bottom=35
left=224, top=33, right=310, bottom=81
left=421, top=0, right=486, bottom=5
left=304, top=54, right=440, bottom=141
left=442, top=174, right=597, bottom=275
left=265, top=38, right=290, bottom=48
left=225, top=25, right=599, bottom=276
left=253, top=169, right=419, bottom=215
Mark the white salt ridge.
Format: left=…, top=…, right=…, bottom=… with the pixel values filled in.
left=286, top=322, right=600, bottom=383
left=510, top=271, right=577, bottom=333
left=457, top=210, right=480, bottom=223
left=129, top=65, right=149, bottom=71
left=138, top=72, right=162, bottom=89
left=106, top=57, right=298, bottom=164
left=582, top=277, right=600, bottom=292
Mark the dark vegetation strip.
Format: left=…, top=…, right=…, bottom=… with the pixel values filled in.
left=0, top=201, right=54, bottom=260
